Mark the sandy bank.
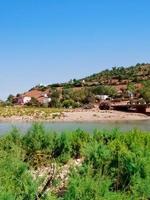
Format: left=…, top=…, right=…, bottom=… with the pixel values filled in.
left=0, top=108, right=150, bottom=122
left=55, top=108, right=150, bottom=122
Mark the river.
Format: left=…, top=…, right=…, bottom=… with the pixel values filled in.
left=0, top=120, right=150, bottom=135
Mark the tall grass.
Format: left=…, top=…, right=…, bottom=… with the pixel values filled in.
left=0, top=124, right=150, bottom=199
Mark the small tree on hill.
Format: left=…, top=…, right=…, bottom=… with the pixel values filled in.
left=140, top=81, right=150, bottom=103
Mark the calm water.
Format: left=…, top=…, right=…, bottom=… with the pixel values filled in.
left=0, top=120, right=150, bottom=135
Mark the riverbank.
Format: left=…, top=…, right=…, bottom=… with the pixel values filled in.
left=56, top=109, right=150, bottom=122
left=0, top=106, right=150, bottom=122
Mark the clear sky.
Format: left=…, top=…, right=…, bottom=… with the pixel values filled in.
left=0, top=0, right=150, bottom=100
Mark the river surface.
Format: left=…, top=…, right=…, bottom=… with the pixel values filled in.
left=0, top=120, right=150, bottom=135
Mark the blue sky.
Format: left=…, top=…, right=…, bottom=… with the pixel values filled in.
left=0, top=0, right=150, bottom=99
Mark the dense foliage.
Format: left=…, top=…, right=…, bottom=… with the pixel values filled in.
left=0, top=124, right=150, bottom=199
left=84, top=63, right=150, bottom=83
left=140, top=80, right=150, bottom=103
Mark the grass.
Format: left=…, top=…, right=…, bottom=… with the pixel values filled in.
left=0, top=106, right=64, bottom=120
left=0, top=124, right=150, bottom=199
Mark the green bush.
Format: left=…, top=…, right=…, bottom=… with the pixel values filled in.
left=0, top=156, right=37, bottom=199
left=91, top=85, right=117, bottom=97
left=62, top=99, right=78, bottom=108
left=62, top=88, right=92, bottom=106
left=140, top=80, right=150, bottom=103
left=0, top=125, right=150, bottom=199
left=26, top=97, right=41, bottom=107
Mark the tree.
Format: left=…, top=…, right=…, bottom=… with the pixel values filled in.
left=62, top=99, right=78, bottom=108
left=6, top=94, right=15, bottom=105
left=91, top=85, right=117, bottom=97
left=0, top=100, right=6, bottom=107
left=140, top=81, right=150, bottom=103
left=26, top=97, right=41, bottom=107
left=62, top=88, right=92, bottom=104
left=127, top=83, right=136, bottom=94
left=50, top=89, right=61, bottom=107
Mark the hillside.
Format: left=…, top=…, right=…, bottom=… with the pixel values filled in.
left=33, top=63, right=150, bottom=96
left=82, top=63, right=150, bottom=86
left=8, top=63, right=150, bottom=107
left=40, top=63, right=150, bottom=89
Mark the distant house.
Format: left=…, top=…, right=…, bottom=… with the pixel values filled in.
left=23, top=96, right=32, bottom=104
left=82, top=80, right=85, bottom=84
left=17, top=96, right=31, bottom=105
left=127, top=91, right=134, bottom=99
left=16, top=89, right=51, bottom=105
left=95, top=95, right=109, bottom=101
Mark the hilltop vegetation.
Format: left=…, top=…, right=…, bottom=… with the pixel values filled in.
left=32, top=63, right=150, bottom=106
left=83, top=63, right=150, bottom=84
left=3, top=63, right=150, bottom=108
left=0, top=124, right=150, bottom=199
left=33, top=63, right=150, bottom=91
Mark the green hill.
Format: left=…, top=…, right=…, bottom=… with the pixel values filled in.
left=82, top=63, right=150, bottom=86
left=28, top=63, right=149, bottom=91
left=10, top=63, right=150, bottom=107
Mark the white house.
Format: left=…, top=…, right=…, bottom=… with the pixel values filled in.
left=43, top=97, right=51, bottom=104
left=23, top=96, right=32, bottom=104
left=95, top=95, right=109, bottom=101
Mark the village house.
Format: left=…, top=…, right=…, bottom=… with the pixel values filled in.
left=95, top=95, right=110, bottom=101
left=16, top=89, right=51, bottom=105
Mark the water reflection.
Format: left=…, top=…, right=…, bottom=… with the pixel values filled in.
left=0, top=120, right=149, bottom=135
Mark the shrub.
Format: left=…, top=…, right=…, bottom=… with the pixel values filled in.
left=26, top=97, right=41, bottom=107
left=91, top=85, right=117, bottom=97
left=0, top=126, right=150, bottom=199
left=140, top=81, right=150, bottom=103
left=0, top=156, right=37, bottom=199
left=62, top=99, right=78, bottom=108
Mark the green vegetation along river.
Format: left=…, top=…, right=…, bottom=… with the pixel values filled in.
left=0, top=124, right=150, bottom=199
left=0, top=120, right=150, bottom=134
